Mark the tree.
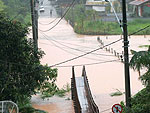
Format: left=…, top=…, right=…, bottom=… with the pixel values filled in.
left=0, top=13, right=57, bottom=105
left=125, top=46, right=150, bottom=113
left=130, top=46, right=150, bottom=88
left=2, top=0, right=31, bottom=24
left=0, top=0, right=5, bottom=12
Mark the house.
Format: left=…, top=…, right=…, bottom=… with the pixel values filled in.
left=129, top=0, right=150, bottom=17
left=85, top=0, right=122, bottom=14
left=85, top=0, right=107, bottom=12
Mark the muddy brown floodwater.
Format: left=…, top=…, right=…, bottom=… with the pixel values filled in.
left=30, top=1, right=149, bottom=112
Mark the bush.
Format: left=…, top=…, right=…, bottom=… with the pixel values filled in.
left=121, top=88, right=150, bottom=113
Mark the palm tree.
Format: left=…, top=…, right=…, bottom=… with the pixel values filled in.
left=130, top=46, right=150, bottom=88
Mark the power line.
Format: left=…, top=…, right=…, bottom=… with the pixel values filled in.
left=5, top=23, right=148, bottom=70
left=40, top=32, right=112, bottom=61
left=128, top=24, right=150, bottom=36
left=2, top=38, right=122, bottom=75
left=40, top=39, right=116, bottom=57
left=49, top=38, right=123, bottom=67
left=40, top=32, right=116, bottom=59
left=38, top=18, right=58, bottom=25
left=54, top=60, right=120, bottom=67
left=38, top=1, right=72, bottom=25
left=38, top=0, right=75, bottom=32
left=15, top=25, right=149, bottom=76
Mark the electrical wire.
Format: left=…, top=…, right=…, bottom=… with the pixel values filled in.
left=40, top=32, right=112, bottom=61
left=38, top=0, right=75, bottom=32
left=54, top=60, right=120, bottom=67
left=40, top=39, right=116, bottom=57
left=49, top=38, right=123, bottom=67
left=9, top=19, right=148, bottom=69
left=1, top=38, right=123, bottom=76
left=38, top=0, right=72, bottom=25
left=128, top=24, right=150, bottom=36
left=38, top=18, right=58, bottom=25
left=40, top=32, right=116, bottom=60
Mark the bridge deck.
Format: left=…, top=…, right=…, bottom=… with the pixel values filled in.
left=71, top=66, right=99, bottom=113
left=75, top=77, right=89, bottom=113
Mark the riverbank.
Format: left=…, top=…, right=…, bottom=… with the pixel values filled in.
left=64, top=4, right=150, bottom=35
left=31, top=94, right=74, bottom=113
left=71, top=19, right=150, bottom=35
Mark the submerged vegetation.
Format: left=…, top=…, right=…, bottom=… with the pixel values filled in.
left=41, top=83, right=71, bottom=99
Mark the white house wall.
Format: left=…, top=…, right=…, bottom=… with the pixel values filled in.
left=93, top=6, right=105, bottom=11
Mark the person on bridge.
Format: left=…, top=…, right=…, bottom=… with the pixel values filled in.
left=50, top=9, right=53, bottom=17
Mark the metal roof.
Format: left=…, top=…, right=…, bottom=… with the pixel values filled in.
left=129, top=0, right=150, bottom=6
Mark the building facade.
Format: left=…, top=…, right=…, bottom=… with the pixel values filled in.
left=129, top=0, right=150, bottom=17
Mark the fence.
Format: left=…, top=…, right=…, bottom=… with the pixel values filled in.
left=0, top=101, right=19, bottom=113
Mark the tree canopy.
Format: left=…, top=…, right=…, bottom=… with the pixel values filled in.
left=0, top=13, right=57, bottom=105
left=123, top=46, right=150, bottom=113
left=0, top=0, right=5, bottom=12
left=1, top=0, right=31, bottom=24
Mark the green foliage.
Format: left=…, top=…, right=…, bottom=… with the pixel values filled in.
left=41, top=83, right=71, bottom=99
left=130, top=48, right=150, bottom=87
left=110, top=89, right=124, bottom=97
left=128, top=19, right=150, bottom=35
left=2, top=0, right=31, bottom=24
left=0, top=0, right=5, bottom=12
left=128, top=46, right=150, bottom=113
left=0, top=13, right=57, bottom=107
left=55, top=83, right=71, bottom=97
left=66, top=5, right=150, bottom=35
left=20, top=106, right=48, bottom=113
left=139, top=45, right=150, bottom=48
left=121, top=88, right=150, bottom=113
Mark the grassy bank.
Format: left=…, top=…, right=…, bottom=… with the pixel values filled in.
left=65, top=4, right=150, bottom=35
left=74, top=19, right=150, bottom=35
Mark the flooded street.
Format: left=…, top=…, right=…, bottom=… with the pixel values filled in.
left=31, top=0, right=149, bottom=112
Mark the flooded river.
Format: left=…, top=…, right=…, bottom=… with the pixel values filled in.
left=31, top=0, right=149, bottom=112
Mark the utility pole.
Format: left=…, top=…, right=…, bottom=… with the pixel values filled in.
left=35, top=0, right=39, bottom=48
left=122, top=0, right=131, bottom=108
left=30, top=0, right=38, bottom=51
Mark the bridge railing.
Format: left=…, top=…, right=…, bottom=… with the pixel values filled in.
left=82, top=66, right=99, bottom=113
left=0, top=101, right=19, bottom=113
left=71, top=66, right=81, bottom=113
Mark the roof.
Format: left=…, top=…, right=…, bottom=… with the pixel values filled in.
left=129, top=0, right=150, bottom=6
left=86, top=1, right=106, bottom=6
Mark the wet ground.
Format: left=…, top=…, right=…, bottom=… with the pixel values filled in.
left=30, top=0, right=149, bottom=112
left=32, top=94, right=74, bottom=113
